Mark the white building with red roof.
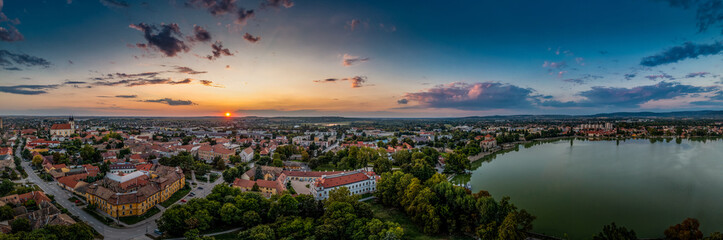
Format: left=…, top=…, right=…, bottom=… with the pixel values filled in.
left=50, top=117, right=75, bottom=137
left=310, top=170, right=379, bottom=200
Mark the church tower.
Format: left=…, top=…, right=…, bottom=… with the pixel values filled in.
left=69, top=116, right=75, bottom=132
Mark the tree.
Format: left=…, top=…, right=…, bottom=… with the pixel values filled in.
left=593, top=222, right=637, bottom=240
left=0, top=205, right=14, bottom=221
left=220, top=203, right=243, bottom=224
left=22, top=149, right=31, bottom=160
left=32, top=155, right=44, bottom=167
left=272, top=158, right=283, bottom=167
left=238, top=225, right=275, bottom=240
left=254, top=166, right=263, bottom=180
left=10, top=218, right=31, bottom=233
left=229, top=155, right=242, bottom=164
left=213, top=156, right=226, bottom=170
left=664, top=218, right=703, bottom=240
left=251, top=183, right=260, bottom=192
left=270, top=194, right=299, bottom=217
left=222, top=167, right=240, bottom=183
left=0, top=179, right=14, bottom=196
left=444, top=153, right=470, bottom=174
left=373, top=157, right=392, bottom=174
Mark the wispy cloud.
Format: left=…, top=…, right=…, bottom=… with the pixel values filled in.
left=0, top=50, right=52, bottom=70
left=0, top=84, right=59, bottom=95
left=314, top=76, right=368, bottom=88
left=685, top=72, right=710, bottom=78
left=115, top=95, right=137, bottom=98
left=94, top=77, right=194, bottom=87
left=139, top=98, right=196, bottom=106
left=261, top=0, right=294, bottom=9
left=342, top=54, right=369, bottom=66
left=640, top=41, right=723, bottom=67
left=174, top=66, right=207, bottom=74
left=99, top=0, right=129, bottom=8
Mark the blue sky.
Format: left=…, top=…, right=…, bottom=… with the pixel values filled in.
left=0, top=0, right=721, bottom=117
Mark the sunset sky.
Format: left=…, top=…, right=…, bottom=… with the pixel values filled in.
left=1, top=0, right=722, bottom=117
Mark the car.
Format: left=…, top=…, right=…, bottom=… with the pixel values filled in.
left=197, top=187, right=203, bottom=190
left=75, top=200, right=80, bottom=204
left=154, top=229, right=163, bottom=235
left=180, top=199, right=186, bottom=203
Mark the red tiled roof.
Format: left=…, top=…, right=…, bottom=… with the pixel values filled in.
left=50, top=124, right=72, bottom=130
left=316, top=171, right=374, bottom=188
left=135, top=163, right=153, bottom=172
left=57, top=173, right=88, bottom=189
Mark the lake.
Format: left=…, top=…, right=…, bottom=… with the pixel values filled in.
left=468, top=138, right=723, bottom=239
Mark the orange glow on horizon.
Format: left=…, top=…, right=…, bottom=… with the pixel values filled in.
left=225, top=112, right=231, bottom=117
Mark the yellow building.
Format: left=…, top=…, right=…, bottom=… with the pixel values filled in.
left=80, top=165, right=185, bottom=217
left=232, top=178, right=285, bottom=197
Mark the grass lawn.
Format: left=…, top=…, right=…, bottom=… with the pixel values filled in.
left=369, top=202, right=473, bottom=240
left=119, top=206, right=160, bottom=225
left=160, top=187, right=191, bottom=208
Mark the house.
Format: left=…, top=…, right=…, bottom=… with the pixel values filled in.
left=310, top=170, right=379, bottom=200
left=57, top=174, right=89, bottom=193
left=232, top=178, right=286, bottom=197
left=197, top=145, right=235, bottom=162
left=241, top=166, right=283, bottom=181
left=239, top=147, right=254, bottom=162
left=480, top=134, right=497, bottom=152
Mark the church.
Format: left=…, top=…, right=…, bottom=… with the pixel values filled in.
left=50, top=117, right=76, bottom=137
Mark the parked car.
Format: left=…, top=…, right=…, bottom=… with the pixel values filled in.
left=180, top=199, right=186, bottom=203
left=197, top=187, right=203, bottom=190
left=154, top=229, right=163, bottom=235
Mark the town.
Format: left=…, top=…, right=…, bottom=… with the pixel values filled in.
left=0, top=114, right=721, bottom=239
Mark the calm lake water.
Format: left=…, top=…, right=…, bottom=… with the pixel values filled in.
left=469, top=139, right=723, bottom=239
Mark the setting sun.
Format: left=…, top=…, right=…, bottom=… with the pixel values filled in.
left=225, top=112, right=231, bottom=117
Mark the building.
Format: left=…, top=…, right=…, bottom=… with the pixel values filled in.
left=310, top=170, right=379, bottom=200
left=232, top=178, right=286, bottom=197
left=109, top=163, right=136, bottom=174
left=241, top=166, right=283, bottom=181
left=80, top=165, right=185, bottom=218
left=49, top=117, right=75, bottom=137
left=479, top=134, right=497, bottom=152
left=239, top=147, right=254, bottom=162
left=197, top=145, right=235, bottom=162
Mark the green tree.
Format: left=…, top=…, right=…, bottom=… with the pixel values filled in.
left=213, top=156, right=226, bottom=170
left=0, top=205, right=14, bottom=221
left=222, top=167, right=240, bottom=183
left=444, top=153, right=470, bottom=174
left=32, top=155, right=44, bottom=167
left=220, top=203, right=243, bottom=224
left=0, top=179, right=14, bottom=196
left=10, top=218, right=31, bottom=233
left=593, top=222, right=637, bottom=240
left=238, top=225, right=275, bottom=240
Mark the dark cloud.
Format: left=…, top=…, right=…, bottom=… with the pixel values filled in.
left=0, top=5, right=24, bottom=42
left=129, top=23, right=189, bottom=57
left=243, top=33, right=260, bottom=43
left=94, top=78, right=194, bottom=87
left=63, top=81, right=86, bottom=85
left=653, top=0, right=723, bottom=33
left=189, top=25, right=212, bottom=42
left=397, top=99, right=408, bottom=104
left=261, top=0, right=294, bottom=9
left=115, top=95, right=137, bottom=98
left=139, top=98, right=196, bottom=106
left=624, top=73, right=637, bottom=80
left=685, top=72, right=710, bottom=78
left=402, top=82, right=535, bottom=110
left=206, top=41, right=233, bottom=60
left=186, top=0, right=237, bottom=16
left=0, top=50, right=51, bottom=69
left=92, top=71, right=162, bottom=80
left=644, top=73, right=674, bottom=81
left=313, top=76, right=367, bottom=88
left=199, top=79, right=223, bottom=87
left=0, top=84, right=59, bottom=95
left=562, top=78, right=586, bottom=85
left=174, top=66, right=207, bottom=74
left=342, top=54, right=369, bottom=66
left=186, top=0, right=255, bottom=26
left=100, top=0, right=129, bottom=8
left=3, top=67, right=19, bottom=71
left=235, top=8, right=255, bottom=25
left=544, top=81, right=712, bottom=108
left=0, top=26, right=23, bottom=42
left=640, top=41, right=723, bottom=67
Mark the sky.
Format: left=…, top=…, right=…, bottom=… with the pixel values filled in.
left=0, top=0, right=722, bottom=117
